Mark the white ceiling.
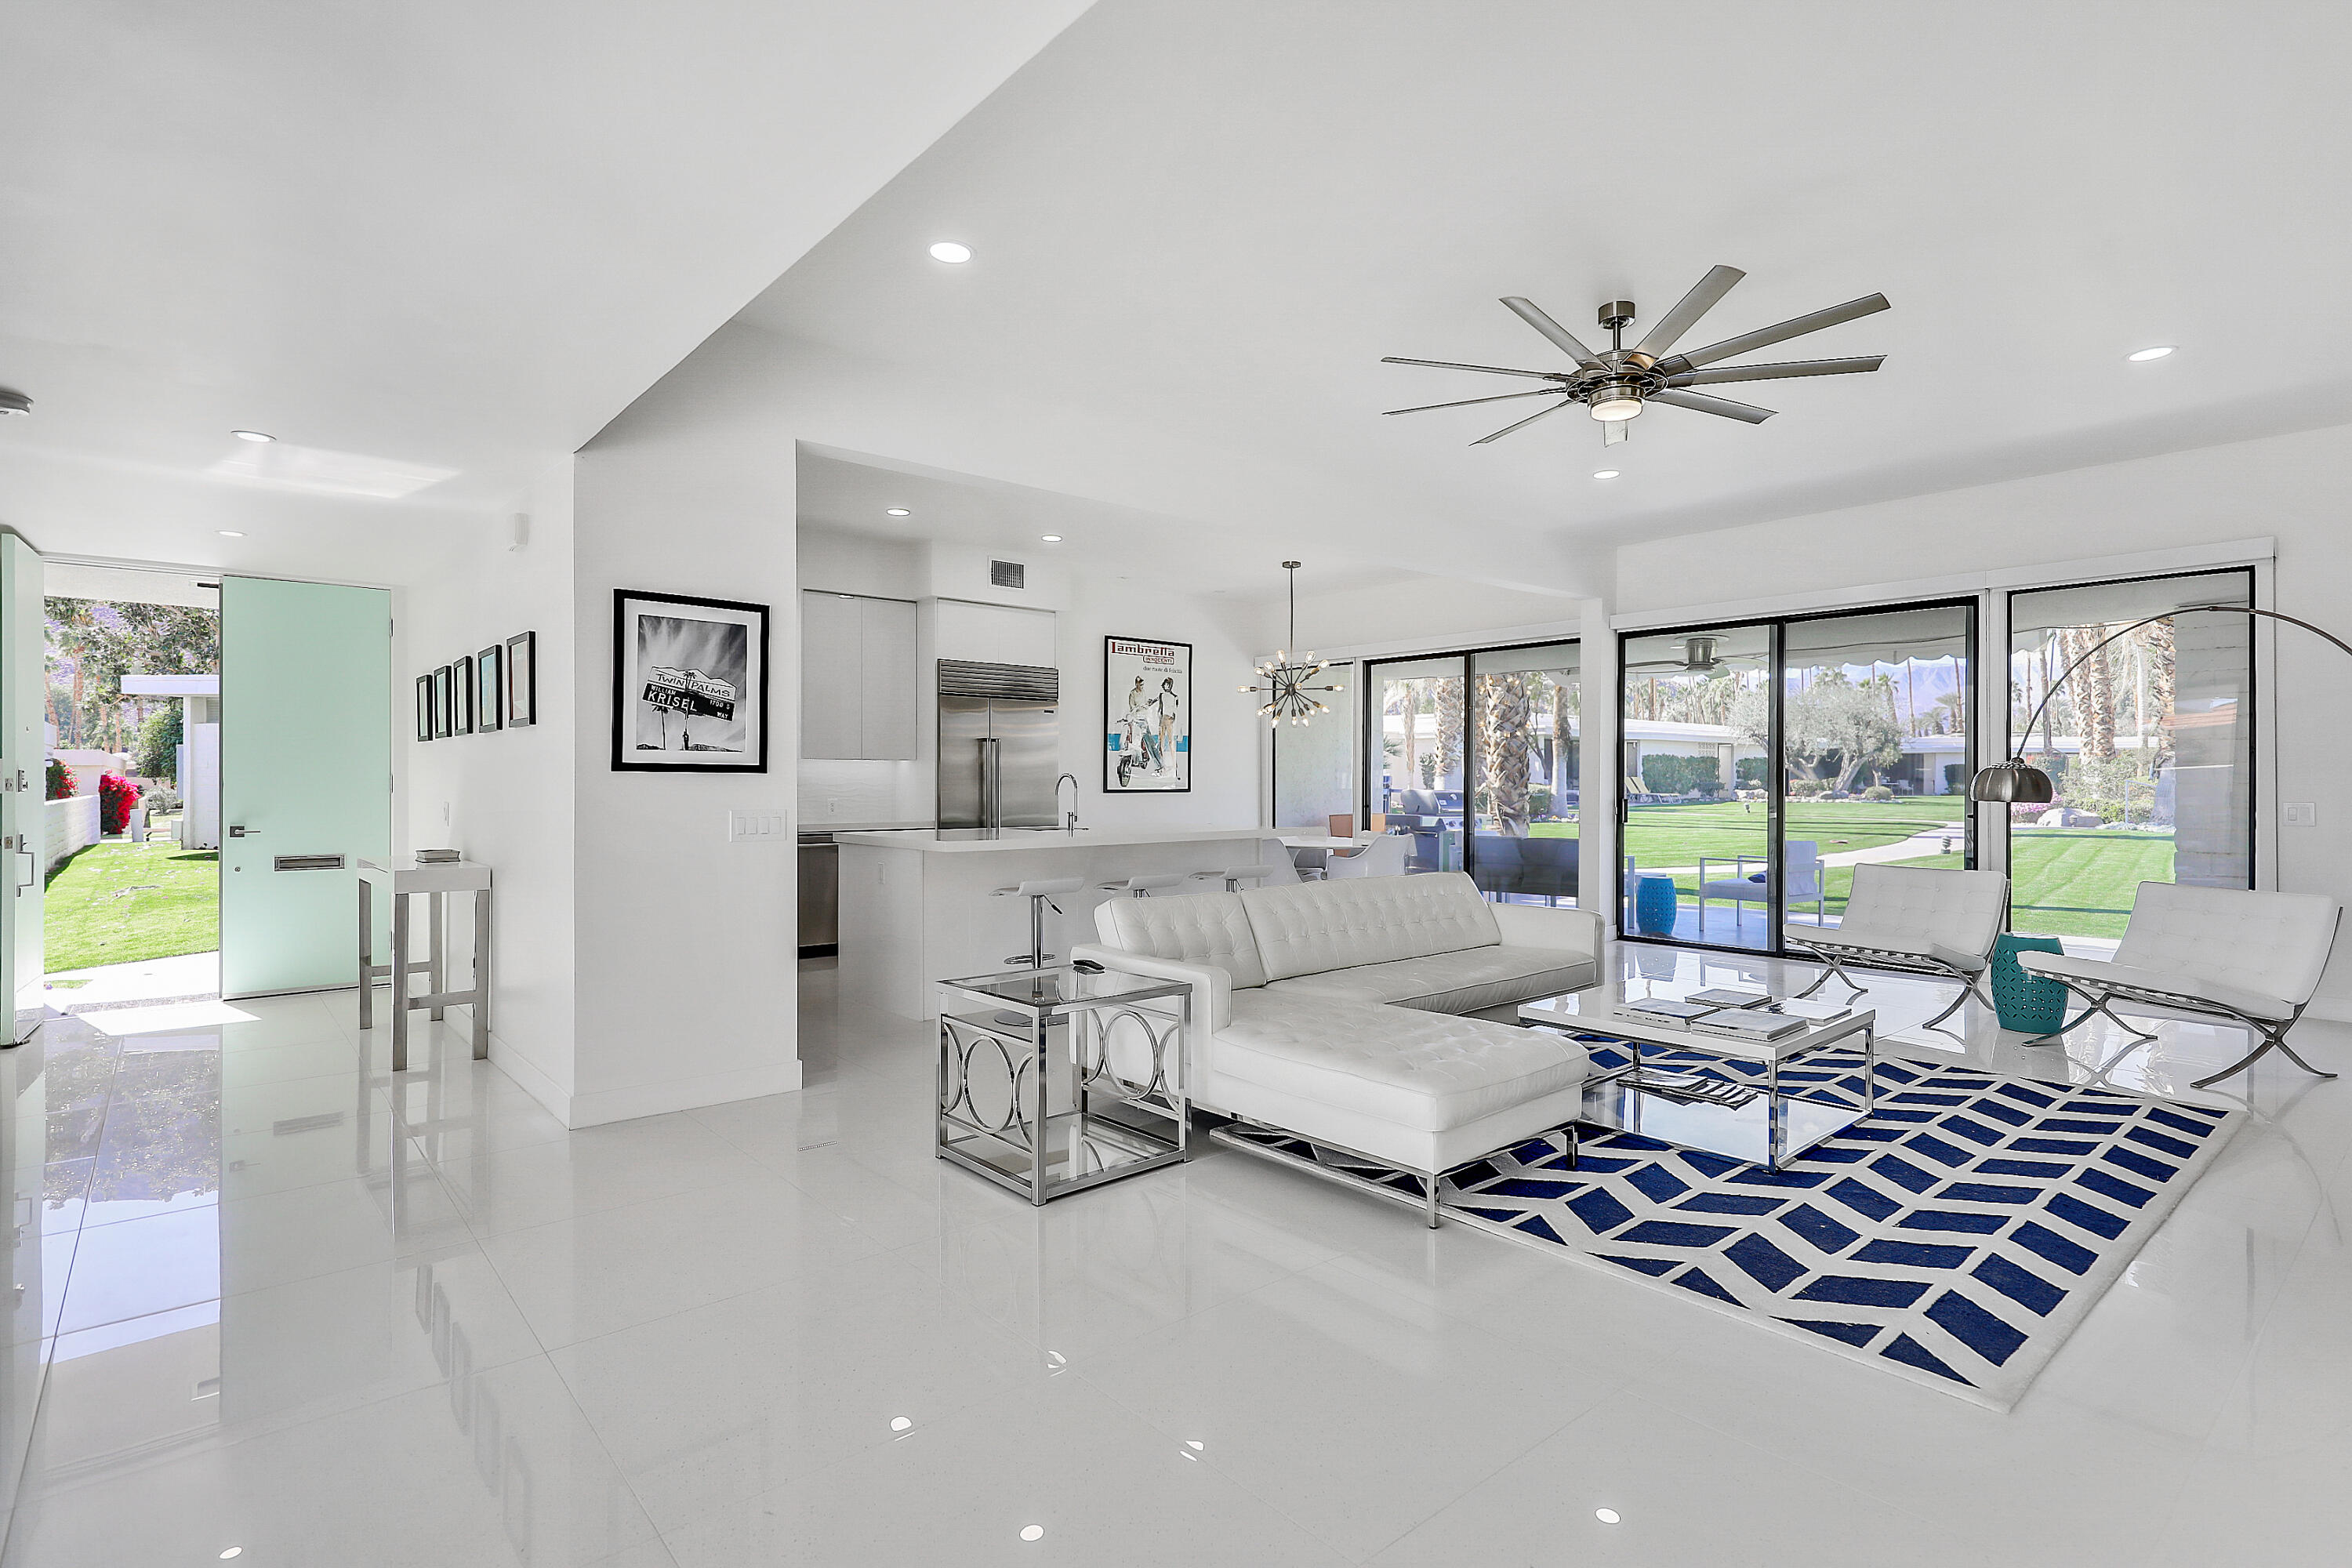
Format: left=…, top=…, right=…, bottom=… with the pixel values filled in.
left=0, top=0, right=1091, bottom=583
left=744, top=0, right=2352, bottom=593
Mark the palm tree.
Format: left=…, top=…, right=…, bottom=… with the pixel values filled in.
left=1476, top=673, right=1533, bottom=834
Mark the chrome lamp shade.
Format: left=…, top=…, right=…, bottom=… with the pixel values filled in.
left=1969, top=758, right=2056, bottom=804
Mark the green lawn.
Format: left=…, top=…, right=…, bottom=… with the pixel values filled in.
left=1581, top=798, right=2172, bottom=942
left=44, top=838, right=220, bottom=972
left=1605, top=797, right=1967, bottom=869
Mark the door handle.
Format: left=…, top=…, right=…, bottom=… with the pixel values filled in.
left=229, top=826, right=260, bottom=837
left=13, top=848, right=33, bottom=893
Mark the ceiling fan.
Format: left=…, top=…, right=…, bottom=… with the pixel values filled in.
left=1382, top=265, right=1889, bottom=448
left=1626, top=635, right=1730, bottom=674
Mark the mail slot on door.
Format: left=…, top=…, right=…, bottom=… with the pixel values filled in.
left=274, top=854, right=347, bottom=872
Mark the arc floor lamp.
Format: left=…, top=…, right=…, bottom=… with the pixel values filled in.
left=1970, top=603, right=2352, bottom=804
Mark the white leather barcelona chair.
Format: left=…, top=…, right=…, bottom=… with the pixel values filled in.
left=2017, top=880, right=2343, bottom=1089
left=1784, top=863, right=2009, bottom=1030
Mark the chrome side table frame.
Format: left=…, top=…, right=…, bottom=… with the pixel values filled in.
left=935, top=967, right=1192, bottom=1206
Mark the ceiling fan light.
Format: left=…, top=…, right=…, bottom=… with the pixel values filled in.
left=1590, top=395, right=1642, bottom=422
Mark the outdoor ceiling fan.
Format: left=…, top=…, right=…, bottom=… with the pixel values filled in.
left=1625, top=635, right=1729, bottom=674
left=1381, top=264, right=1889, bottom=448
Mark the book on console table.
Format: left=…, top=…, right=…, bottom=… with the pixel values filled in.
left=1616, top=998, right=1720, bottom=1024
left=1686, top=986, right=1773, bottom=1008
left=1687, top=1010, right=1809, bottom=1042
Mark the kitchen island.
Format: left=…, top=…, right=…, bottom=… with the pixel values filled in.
left=834, top=826, right=1272, bottom=1019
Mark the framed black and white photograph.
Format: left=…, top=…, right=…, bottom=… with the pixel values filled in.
left=432, top=664, right=454, bottom=739
left=1104, top=635, right=1191, bottom=792
left=506, top=630, right=536, bottom=728
left=476, top=644, right=503, bottom=731
left=452, top=654, right=476, bottom=735
left=611, top=590, right=768, bottom=771
left=416, top=675, right=434, bottom=742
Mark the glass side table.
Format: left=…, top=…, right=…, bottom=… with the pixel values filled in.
left=936, top=967, right=1192, bottom=1206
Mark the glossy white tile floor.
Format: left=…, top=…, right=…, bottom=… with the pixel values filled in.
left=2, top=949, right=2347, bottom=1566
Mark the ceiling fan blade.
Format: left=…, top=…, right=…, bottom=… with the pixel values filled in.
left=1381, top=355, right=1567, bottom=381
left=1471, top=397, right=1575, bottom=445
left=1647, top=388, right=1775, bottom=424
left=1630, top=265, right=1744, bottom=360
left=1382, top=387, right=1567, bottom=416
left=1499, top=298, right=1605, bottom=368
left=1663, top=293, right=1891, bottom=372
left=1669, top=355, right=1885, bottom=387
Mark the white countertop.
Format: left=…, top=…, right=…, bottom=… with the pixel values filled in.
left=833, top=826, right=1266, bottom=855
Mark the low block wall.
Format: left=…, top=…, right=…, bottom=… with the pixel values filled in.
left=45, top=794, right=101, bottom=873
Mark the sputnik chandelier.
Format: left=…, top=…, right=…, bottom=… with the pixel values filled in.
left=1243, top=561, right=1340, bottom=726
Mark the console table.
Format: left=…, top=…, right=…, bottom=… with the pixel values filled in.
left=359, top=855, right=492, bottom=1071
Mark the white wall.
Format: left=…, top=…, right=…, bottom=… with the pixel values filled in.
left=567, top=420, right=800, bottom=1127
left=394, top=458, right=579, bottom=1114
left=1615, top=421, right=2352, bottom=1010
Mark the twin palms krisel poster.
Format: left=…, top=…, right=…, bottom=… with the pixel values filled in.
left=612, top=590, right=770, bottom=771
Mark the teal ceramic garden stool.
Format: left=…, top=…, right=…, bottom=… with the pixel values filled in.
left=1989, top=933, right=2067, bottom=1033
left=1634, top=873, right=1680, bottom=937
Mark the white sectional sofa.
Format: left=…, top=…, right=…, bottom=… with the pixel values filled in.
left=1071, top=871, right=1603, bottom=1225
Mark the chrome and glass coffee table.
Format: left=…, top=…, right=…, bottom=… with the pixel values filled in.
left=936, top=967, right=1192, bottom=1205
left=1518, top=989, right=1877, bottom=1172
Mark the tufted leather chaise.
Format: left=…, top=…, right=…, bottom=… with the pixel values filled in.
left=1071, top=872, right=1602, bottom=1225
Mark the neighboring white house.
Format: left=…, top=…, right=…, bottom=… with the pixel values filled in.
left=49, top=748, right=132, bottom=797
left=119, top=673, right=222, bottom=849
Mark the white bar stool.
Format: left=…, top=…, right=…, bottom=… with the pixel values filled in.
left=993, top=877, right=1087, bottom=971
left=1190, top=865, right=1273, bottom=893
left=1098, top=873, right=1187, bottom=899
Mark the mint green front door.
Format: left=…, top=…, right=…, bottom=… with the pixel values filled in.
left=220, top=576, right=392, bottom=997
left=1, top=535, right=42, bottom=1042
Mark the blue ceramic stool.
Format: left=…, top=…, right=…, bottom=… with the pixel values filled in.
left=1989, top=933, right=2067, bottom=1033
left=1634, top=873, right=1679, bottom=937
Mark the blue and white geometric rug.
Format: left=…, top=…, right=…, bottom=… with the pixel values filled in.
left=1223, top=1042, right=2241, bottom=1410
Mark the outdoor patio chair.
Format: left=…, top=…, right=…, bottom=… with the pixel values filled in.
left=2018, top=881, right=2344, bottom=1089
left=1514, top=836, right=1578, bottom=904
left=1697, top=841, right=1824, bottom=935
left=1784, top=863, right=2008, bottom=1029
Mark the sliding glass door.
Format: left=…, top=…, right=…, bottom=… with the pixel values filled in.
left=1781, top=605, right=1975, bottom=936
left=1621, top=626, right=1773, bottom=947
left=2006, top=568, right=2251, bottom=954
left=1620, top=601, right=1975, bottom=954
left=1365, top=640, right=1579, bottom=898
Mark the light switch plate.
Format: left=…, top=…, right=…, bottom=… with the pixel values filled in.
left=2284, top=801, right=2318, bottom=826
left=727, top=810, right=790, bottom=843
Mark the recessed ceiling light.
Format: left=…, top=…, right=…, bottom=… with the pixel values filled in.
left=230, top=430, right=274, bottom=442
left=928, top=241, right=973, bottom=264
left=220, top=1552, right=245, bottom=1562
left=889, top=1416, right=912, bottom=1432
left=885, top=507, right=911, bottom=517
left=1595, top=1508, right=1621, bottom=1525
left=217, top=530, right=245, bottom=538
left=1592, top=469, right=1621, bottom=480
left=2127, top=345, right=2176, bottom=362
left=1040, top=535, right=1062, bottom=543
left=1018, top=1525, right=1045, bottom=1541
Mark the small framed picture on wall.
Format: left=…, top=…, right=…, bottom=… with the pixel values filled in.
left=452, top=655, right=476, bottom=735
left=611, top=590, right=769, bottom=772
left=432, top=665, right=454, bottom=739
left=476, top=644, right=503, bottom=732
left=1104, top=636, right=1192, bottom=792
left=416, top=675, right=434, bottom=742
left=506, top=630, right=537, bottom=728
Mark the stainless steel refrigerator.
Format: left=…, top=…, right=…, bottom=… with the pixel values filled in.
left=936, top=659, right=1060, bottom=831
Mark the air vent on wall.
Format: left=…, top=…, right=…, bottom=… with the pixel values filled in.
left=989, top=559, right=1025, bottom=590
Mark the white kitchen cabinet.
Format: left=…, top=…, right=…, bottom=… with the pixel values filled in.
left=800, top=590, right=916, bottom=760
left=859, top=596, right=917, bottom=759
